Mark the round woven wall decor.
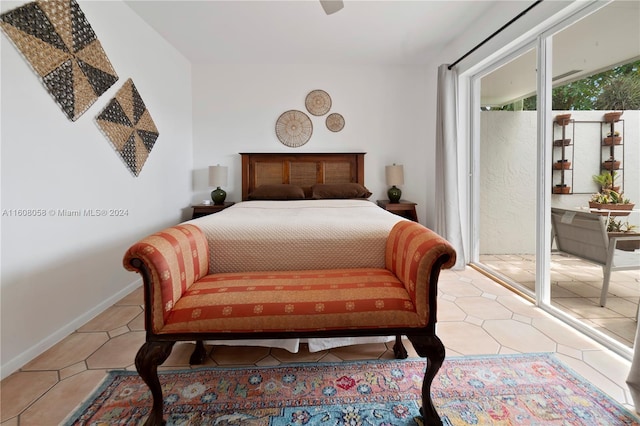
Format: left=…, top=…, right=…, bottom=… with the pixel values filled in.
left=275, top=110, right=313, bottom=147
left=305, top=90, right=332, bottom=116
left=326, top=113, right=345, bottom=132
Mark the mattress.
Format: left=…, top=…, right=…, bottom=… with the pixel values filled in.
left=191, top=199, right=406, bottom=273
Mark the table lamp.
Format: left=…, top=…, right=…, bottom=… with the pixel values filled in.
left=209, top=165, right=228, bottom=205
left=385, top=164, right=404, bottom=203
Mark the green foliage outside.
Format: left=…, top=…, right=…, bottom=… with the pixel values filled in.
left=487, top=59, right=640, bottom=111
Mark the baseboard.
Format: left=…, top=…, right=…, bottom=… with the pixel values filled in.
left=0, top=278, right=142, bottom=380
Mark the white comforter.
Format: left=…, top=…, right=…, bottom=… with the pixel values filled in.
left=188, top=199, right=407, bottom=352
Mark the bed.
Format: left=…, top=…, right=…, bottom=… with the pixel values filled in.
left=188, top=152, right=409, bottom=351
left=125, top=153, right=455, bottom=424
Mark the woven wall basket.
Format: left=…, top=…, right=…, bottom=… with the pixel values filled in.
left=275, top=110, right=313, bottom=148
left=0, top=0, right=118, bottom=121
left=326, top=113, right=345, bottom=132
left=305, top=90, right=332, bottom=116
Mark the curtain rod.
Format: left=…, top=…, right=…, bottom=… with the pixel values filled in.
left=448, top=0, right=543, bottom=70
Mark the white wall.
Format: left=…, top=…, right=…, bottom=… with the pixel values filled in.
left=0, top=1, right=193, bottom=378
left=191, top=64, right=430, bottom=222
left=480, top=110, right=639, bottom=254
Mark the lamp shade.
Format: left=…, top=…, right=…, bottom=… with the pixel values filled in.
left=209, top=165, right=228, bottom=187
left=385, top=164, right=404, bottom=186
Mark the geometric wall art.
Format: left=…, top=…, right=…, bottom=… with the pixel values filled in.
left=96, top=78, right=159, bottom=177
left=0, top=0, right=118, bottom=121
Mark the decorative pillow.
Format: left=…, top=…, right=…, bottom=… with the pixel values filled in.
left=311, top=183, right=373, bottom=199
left=248, top=184, right=305, bottom=200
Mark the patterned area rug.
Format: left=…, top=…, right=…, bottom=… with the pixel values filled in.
left=65, top=353, right=638, bottom=425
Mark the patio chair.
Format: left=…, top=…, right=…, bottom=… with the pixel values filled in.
left=550, top=208, right=640, bottom=308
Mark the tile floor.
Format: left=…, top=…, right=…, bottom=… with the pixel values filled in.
left=480, top=252, right=640, bottom=348
left=2, top=266, right=638, bottom=425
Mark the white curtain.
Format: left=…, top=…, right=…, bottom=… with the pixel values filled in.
left=434, top=64, right=466, bottom=270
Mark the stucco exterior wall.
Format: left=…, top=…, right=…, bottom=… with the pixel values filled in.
left=480, top=110, right=639, bottom=255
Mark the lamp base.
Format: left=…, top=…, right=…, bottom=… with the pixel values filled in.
left=387, top=186, right=401, bottom=203
left=211, top=187, right=227, bottom=205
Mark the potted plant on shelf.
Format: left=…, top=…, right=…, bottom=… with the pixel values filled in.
left=554, top=113, right=572, bottom=125
left=589, top=190, right=634, bottom=215
left=602, top=156, right=621, bottom=170
left=589, top=171, right=634, bottom=216
left=603, top=111, right=623, bottom=123
left=593, top=170, right=620, bottom=193
left=604, top=130, right=622, bottom=146
left=553, top=159, right=571, bottom=169
left=553, top=184, right=571, bottom=194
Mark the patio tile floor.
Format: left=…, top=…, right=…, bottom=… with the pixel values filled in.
left=480, top=252, right=640, bottom=348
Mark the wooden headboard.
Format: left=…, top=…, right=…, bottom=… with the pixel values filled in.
left=240, top=153, right=365, bottom=200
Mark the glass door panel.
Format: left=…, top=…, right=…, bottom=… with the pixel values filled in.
left=476, top=47, right=539, bottom=298
left=548, top=1, right=640, bottom=349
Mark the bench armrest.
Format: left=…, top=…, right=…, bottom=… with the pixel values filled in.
left=385, top=221, right=456, bottom=326
left=123, top=224, right=209, bottom=333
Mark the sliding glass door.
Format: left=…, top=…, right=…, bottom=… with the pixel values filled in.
left=468, top=0, right=639, bottom=357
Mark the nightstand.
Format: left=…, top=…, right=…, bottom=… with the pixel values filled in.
left=192, top=202, right=235, bottom=219
left=376, top=200, right=418, bottom=222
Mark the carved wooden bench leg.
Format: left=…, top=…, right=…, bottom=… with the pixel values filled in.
left=189, top=340, right=207, bottom=365
left=393, top=335, right=408, bottom=359
left=407, top=334, right=445, bottom=426
left=135, top=341, right=175, bottom=426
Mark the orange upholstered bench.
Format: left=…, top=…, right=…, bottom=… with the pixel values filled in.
left=124, top=220, right=456, bottom=426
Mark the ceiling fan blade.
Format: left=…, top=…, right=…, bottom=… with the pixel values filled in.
left=320, top=0, right=344, bottom=15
